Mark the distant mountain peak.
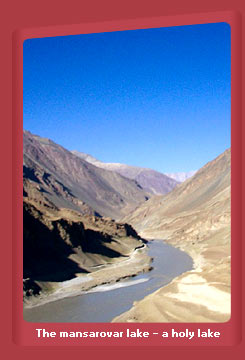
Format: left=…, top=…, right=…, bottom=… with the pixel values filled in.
left=71, top=150, right=99, bottom=164
left=164, top=170, right=197, bottom=183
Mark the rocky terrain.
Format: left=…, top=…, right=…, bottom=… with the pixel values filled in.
left=23, top=131, right=153, bottom=305
left=23, top=193, right=151, bottom=305
left=72, top=150, right=179, bottom=195
left=113, top=149, right=231, bottom=322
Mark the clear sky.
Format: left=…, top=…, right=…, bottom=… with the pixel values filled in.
left=23, top=22, right=231, bottom=173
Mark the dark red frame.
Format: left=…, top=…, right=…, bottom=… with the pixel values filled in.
left=1, top=0, right=244, bottom=357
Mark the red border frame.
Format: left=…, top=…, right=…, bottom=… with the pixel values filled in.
left=1, top=0, right=244, bottom=357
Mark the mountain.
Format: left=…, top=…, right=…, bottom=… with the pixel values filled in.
left=114, top=149, right=231, bottom=322
left=164, top=170, right=197, bottom=182
left=71, top=150, right=179, bottom=195
left=23, top=131, right=150, bottom=220
left=122, top=148, right=230, bottom=234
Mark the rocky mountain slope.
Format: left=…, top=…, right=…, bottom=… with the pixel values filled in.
left=23, top=192, right=151, bottom=302
left=114, top=149, right=231, bottom=322
left=23, top=131, right=150, bottom=220
left=72, top=150, right=179, bottom=195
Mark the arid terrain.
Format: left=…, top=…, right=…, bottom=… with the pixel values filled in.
left=113, top=149, right=231, bottom=322
left=23, top=131, right=230, bottom=322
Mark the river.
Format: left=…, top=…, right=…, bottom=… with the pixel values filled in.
left=23, top=240, right=193, bottom=322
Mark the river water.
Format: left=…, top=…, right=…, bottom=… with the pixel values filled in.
left=23, top=240, right=193, bottom=322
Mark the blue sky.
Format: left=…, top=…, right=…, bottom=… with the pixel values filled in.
left=23, top=23, right=231, bottom=173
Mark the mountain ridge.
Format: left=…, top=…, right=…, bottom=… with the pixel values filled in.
left=71, top=150, right=196, bottom=185
left=71, top=150, right=180, bottom=195
left=23, top=130, right=150, bottom=220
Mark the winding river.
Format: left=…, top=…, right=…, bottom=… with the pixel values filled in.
left=23, top=240, right=193, bottom=322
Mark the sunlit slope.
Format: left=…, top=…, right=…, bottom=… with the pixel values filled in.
left=122, top=148, right=230, bottom=238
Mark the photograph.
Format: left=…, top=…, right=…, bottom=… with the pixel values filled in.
left=22, top=22, right=231, bottom=323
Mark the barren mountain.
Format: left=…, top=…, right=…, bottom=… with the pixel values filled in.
left=114, top=149, right=231, bottom=322
left=71, top=150, right=179, bottom=195
left=122, top=149, right=230, bottom=233
left=23, top=131, right=150, bottom=220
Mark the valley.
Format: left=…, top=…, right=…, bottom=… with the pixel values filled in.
left=23, top=130, right=231, bottom=323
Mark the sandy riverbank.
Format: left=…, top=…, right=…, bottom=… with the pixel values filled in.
left=112, top=223, right=230, bottom=323
left=114, top=149, right=231, bottom=323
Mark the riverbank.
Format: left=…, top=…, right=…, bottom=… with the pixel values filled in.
left=23, top=243, right=152, bottom=309
left=112, top=215, right=231, bottom=323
